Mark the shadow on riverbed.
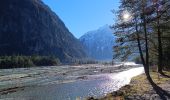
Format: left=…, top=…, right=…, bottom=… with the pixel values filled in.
left=161, top=73, right=170, bottom=78
left=148, top=76, right=170, bottom=100
left=0, top=86, right=25, bottom=95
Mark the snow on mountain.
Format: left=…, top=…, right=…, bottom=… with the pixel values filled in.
left=79, top=25, right=115, bottom=60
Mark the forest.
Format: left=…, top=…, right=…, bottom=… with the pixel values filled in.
left=0, top=56, right=60, bottom=69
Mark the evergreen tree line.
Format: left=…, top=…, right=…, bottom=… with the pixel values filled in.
left=0, top=56, right=60, bottom=69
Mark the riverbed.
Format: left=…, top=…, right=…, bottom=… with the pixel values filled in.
left=0, top=63, right=144, bottom=100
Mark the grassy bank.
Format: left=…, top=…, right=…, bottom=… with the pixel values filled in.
left=0, top=56, right=60, bottom=69
left=87, top=71, right=170, bottom=100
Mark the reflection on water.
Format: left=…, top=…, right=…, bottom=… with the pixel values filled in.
left=1, top=67, right=144, bottom=100
left=111, top=67, right=144, bottom=85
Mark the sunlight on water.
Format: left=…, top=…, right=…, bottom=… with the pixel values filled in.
left=110, top=67, right=144, bottom=88
left=1, top=67, right=144, bottom=100
left=88, top=67, right=144, bottom=97
left=123, top=62, right=139, bottom=66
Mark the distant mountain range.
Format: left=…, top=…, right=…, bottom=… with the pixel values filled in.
left=79, top=25, right=115, bottom=60
left=0, top=0, right=86, bottom=62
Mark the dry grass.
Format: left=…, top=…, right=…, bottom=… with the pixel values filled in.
left=96, top=71, right=170, bottom=100
left=124, top=71, right=170, bottom=96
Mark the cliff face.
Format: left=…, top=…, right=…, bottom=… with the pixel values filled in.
left=0, top=0, right=86, bottom=62
left=79, top=25, right=115, bottom=60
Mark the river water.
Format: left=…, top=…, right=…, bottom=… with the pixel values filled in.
left=0, top=65, right=144, bottom=100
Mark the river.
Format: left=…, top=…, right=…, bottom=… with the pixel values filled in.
left=0, top=63, right=144, bottom=100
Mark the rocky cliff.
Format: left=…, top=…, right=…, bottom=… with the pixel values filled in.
left=0, top=0, right=86, bottom=62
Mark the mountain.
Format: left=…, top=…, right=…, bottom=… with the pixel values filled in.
left=0, top=0, right=86, bottom=62
left=79, top=25, right=115, bottom=60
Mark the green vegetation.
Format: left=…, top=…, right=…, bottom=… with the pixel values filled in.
left=0, top=56, right=60, bottom=69
left=113, top=0, right=170, bottom=71
left=112, top=1, right=170, bottom=97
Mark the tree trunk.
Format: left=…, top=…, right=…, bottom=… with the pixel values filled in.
left=135, top=17, right=146, bottom=67
left=142, top=3, right=150, bottom=78
left=157, top=10, right=163, bottom=74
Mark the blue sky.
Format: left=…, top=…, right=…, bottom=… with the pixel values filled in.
left=42, top=0, right=120, bottom=38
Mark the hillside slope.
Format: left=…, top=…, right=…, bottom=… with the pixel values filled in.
left=0, top=0, right=86, bottom=62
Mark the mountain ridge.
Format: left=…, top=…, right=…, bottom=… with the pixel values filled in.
left=79, top=25, right=115, bottom=60
left=0, top=0, right=86, bottom=62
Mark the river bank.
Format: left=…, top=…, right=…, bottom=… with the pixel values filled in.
left=91, top=71, right=170, bottom=100
left=0, top=63, right=143, bottom=100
